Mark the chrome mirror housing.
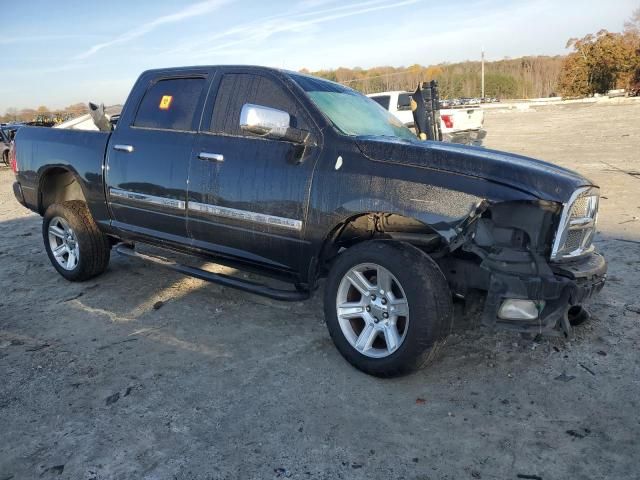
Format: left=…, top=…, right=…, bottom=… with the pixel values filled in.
left=240, top=103, right=290, bottom=139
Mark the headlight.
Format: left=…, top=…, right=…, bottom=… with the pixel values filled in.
left=550, top=187, right=599, bottom=261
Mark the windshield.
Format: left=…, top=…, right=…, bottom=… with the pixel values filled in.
left=289, top=74, right=416, bottom=141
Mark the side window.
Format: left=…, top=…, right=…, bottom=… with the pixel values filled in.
left=370, top=95, right=390, bottom=110
left=134, top=77, right=205, bottom=131
left=397, top=93, right=412, bottom=111
left=211, top=73, right=307, bottom=136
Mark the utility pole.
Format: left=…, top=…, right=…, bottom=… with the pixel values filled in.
left=481, top=49, right=485, bottom=99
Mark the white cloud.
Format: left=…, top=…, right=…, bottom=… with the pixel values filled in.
left=165, top=0, right=419, bottom=60
left=74, top=0, right=231, bottom=60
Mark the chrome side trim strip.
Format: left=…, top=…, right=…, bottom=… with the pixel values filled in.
left=109, top=188, right=186, bottom=210
left=189, top=201, right=302, bottom=231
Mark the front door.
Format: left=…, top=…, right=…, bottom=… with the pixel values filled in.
left=106, top=73, right=208, bottom=243
left=187, top=70, right=319, bottom=271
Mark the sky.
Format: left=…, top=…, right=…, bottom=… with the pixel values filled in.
left=1, top=0, right=637, bottom=111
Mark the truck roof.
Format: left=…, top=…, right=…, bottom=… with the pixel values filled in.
left=141, top=65, right=290, bottom=76
left=138, top=65, right=345, bottom=89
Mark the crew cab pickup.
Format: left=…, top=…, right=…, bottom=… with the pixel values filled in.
left=368, top=90, right=486, bottom=145
left=11, top=66, right=606, bottom=377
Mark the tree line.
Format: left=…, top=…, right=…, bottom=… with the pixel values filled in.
left=301, top=56, right=566, bottom=99
left=0, top=103, right=88, bottom=125
left=303, top=8, right=640, bottom=99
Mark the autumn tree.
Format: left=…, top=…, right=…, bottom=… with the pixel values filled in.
left=559, top=9, right=640, bottom=96
left=624, top=7, right=640, bottom=92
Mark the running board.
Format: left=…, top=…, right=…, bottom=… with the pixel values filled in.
left=115, top=244, right=309, bottom=302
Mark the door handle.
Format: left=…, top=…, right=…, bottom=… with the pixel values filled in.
left=198, top=152, right=224, bottom=162
left=114, top=144, right=134, bottom=153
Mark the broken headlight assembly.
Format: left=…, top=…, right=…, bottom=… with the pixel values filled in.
left=550, top=187, right=599, bottom=261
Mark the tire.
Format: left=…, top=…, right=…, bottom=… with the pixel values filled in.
left=42, top=201, right=111, bottom=281
left=2, top=151, right=8, bottom=167
left=323, top=240, right=452, bottom=377
left=567, top=305, right=590, bottom=326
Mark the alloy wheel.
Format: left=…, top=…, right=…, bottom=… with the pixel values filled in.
left=48, top=216, right=80, bottom=271
left=336, top=263, right=410, bottom=358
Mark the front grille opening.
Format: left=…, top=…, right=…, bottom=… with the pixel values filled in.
left=552, top=187, right=599, bottom=261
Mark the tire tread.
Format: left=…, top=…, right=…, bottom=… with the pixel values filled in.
left=43, top=201, right=110, bottom=281
left=324, top=240, right=453, bottom=377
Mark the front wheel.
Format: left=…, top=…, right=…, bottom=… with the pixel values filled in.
left=43, top=201, right=111, bottom=281
left=323, top=240, right=452, bottom=377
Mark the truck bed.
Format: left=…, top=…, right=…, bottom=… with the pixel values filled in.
left=14, top=126, right=111, bottom=217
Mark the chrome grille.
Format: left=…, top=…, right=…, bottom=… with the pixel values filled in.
left=551, top=187, right=599, bottom=261
left=570, top=197, right=589, bottom=218
left=564, top=229, right=586, bottom=251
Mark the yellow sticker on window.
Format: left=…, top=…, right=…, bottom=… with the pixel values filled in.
left=159, top=95, right=173, bottom=110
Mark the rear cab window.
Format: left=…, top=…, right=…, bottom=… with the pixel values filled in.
left=397, top=93, right=412, bottom=111
left=370, top=95, right=390, bottom=110
left=133, top=77, right=205, bottom=131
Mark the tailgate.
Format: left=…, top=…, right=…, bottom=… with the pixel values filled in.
left=450, top=108, right=484, bottom=132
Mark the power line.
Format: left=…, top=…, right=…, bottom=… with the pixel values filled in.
left=339, top=70, right=423, bottom=85
left=481, top=49, right=485, bottom=98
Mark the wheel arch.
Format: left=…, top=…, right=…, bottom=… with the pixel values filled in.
left=37, top=166, right=89, bottom=215
left=308, top=211, right=453, bottom=285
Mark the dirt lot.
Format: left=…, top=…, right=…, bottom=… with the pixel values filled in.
left=1, top=101, right=640, bottom=480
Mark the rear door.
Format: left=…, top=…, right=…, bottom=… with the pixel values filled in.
left=187, top=69, right=320, bottom=271
left=106, top=71, right=209, bottom=242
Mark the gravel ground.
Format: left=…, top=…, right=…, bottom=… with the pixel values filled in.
left=1, top=100, right=639, bottom=480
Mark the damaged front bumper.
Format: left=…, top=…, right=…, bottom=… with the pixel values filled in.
left=482, top=251, right=607, bottom=335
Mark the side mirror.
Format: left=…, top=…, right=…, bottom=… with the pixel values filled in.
left=240, top=103, right=290, bottom=139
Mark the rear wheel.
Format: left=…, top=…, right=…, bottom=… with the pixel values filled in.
left=324, top=240, right=452, bottom=377
left=43, top=201, right=111, bottom=281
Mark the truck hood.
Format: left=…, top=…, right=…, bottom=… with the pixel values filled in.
left=356, top=137, right=594, bottom=203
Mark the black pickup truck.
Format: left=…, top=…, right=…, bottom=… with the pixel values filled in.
left=10, top=66, right=606, bottom=376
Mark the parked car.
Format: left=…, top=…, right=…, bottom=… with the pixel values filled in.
left=1, top=125, right=21, bottom=166
left=10, top=66, right=606, bottom=376
left=368, top=91, right=486, bottom=145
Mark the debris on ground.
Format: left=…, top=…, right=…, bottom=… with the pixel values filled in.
left=25, top=343, right=50, bottom=352
left=579, top=364, right=596, bottom=376
left=566, top=428, right=591, bottom=439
